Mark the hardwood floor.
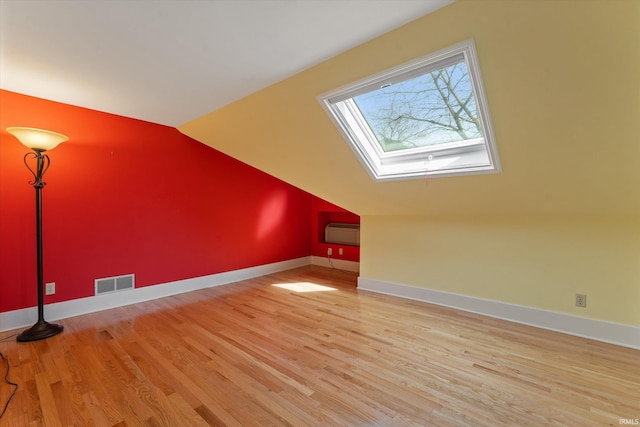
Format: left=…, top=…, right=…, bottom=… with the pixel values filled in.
left=0, top=265, right=638, bottom=426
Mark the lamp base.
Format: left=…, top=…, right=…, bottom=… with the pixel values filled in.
left=16, top=320, right=63, bottom=342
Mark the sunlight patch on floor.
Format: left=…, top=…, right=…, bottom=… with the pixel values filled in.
left=272, top=282, right=337, bottom=293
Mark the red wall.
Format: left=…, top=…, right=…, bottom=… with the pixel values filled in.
left=0, top=90, right=313, bottom=313
left=311, top=198, right=360, bottom=262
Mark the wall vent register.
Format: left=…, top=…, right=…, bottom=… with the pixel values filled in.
left=95, top=274, right=135, bottom=295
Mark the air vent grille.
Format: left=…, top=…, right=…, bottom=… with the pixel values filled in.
left=95, top=274, right=135, bottom=295
left=116, top=275, right=134, bottom=291
left=325, top=223, right=360, bottom=246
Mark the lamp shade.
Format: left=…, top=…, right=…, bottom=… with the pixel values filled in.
left=6, top=127, right=68, bottom=151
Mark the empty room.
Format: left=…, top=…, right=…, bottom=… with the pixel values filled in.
left=0, top=0, right=638, bottom=425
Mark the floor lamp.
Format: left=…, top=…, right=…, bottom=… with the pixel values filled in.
left=7, top=127, right=68, bottom=342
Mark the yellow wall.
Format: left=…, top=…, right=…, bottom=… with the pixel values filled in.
left=362, top=215, right=640, bottom=326
left=180, top=0, right=640, bottom=326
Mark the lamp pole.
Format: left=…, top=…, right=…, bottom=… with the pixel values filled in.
left=6, top=127, right=67, bottom=342
left=16, top=150, right=64, bottom=341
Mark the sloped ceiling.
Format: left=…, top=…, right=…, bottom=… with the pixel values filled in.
left=179, top=0, right=640, bottom=217
left=0, top=0, right=452, bottom=127
left=2, top=1, right=638, bottom=218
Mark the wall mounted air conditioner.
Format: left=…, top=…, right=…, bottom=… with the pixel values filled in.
left=325, top=223, right=360, bottom=246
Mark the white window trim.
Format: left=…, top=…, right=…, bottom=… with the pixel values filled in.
left=318, top=39, right=501, bottom=181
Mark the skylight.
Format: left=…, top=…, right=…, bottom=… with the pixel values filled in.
left=319, top=39, right=500, bottom=181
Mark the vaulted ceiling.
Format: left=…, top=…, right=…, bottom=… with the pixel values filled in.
left=3, top=1, right=638, bottom=218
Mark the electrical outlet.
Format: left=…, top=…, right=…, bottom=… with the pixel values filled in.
left=327, top=248, right=333, bottom=256
left=45, top=282, right=56, bottom=295
left=575, top=293, right=587, bottom=307
left=339, top=248, right=343, bottom=255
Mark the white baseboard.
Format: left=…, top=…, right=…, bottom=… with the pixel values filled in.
left=310, top=255, right=359, bottom=272
left=0, top=257, right=311, bottom=333
left=358, top=277, right=640, bottom=350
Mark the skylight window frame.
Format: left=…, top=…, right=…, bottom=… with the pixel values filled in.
left=318, top=39, right=501, bottom=181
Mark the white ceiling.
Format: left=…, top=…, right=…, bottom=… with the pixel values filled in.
left=0, top=0, right=452, bottom=127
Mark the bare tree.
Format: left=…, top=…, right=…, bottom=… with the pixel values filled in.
left=354, top=62, right=482, bottom=152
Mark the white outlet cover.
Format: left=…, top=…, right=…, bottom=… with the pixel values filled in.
left=45, top=282, right=55, bottom=295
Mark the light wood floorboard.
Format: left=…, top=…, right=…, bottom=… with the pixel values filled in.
left=0, top=265, right=638, bottom=426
